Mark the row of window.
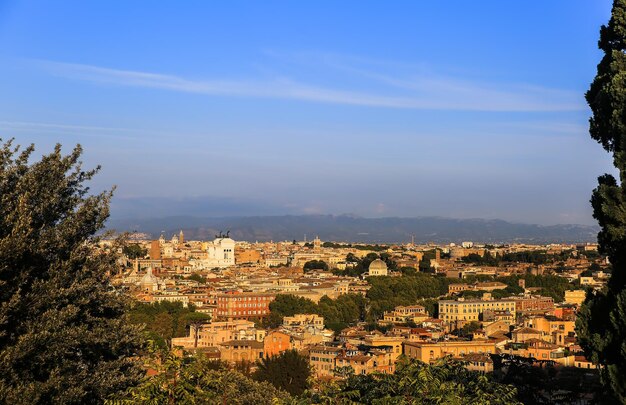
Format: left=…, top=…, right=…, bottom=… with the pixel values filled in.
left=227, top=303, right=268, bottom=308
left=310, top=356, right=333, bottom=362
left=218, top=296, right=272, bottom=301
left=217, top=310, right=268, bottom=315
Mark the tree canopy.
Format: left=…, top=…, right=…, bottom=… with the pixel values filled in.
left=122, top=243, right=147, bottom=260
left=127, top=301, right=210, bottom=348
left=576, top=1, right=626, bottom=401
left=307, top=357, right=520, bottom=404
left=303, top=259, right=329, bottom=272
left=0, top=140, right=144, bottom=403
left=265, top=293, right=365, bottom=332
left=115, top=350, right=291, bottom=404
left=252, top=350, right=311, bottom=396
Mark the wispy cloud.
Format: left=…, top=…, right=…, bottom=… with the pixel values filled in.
left=36, top=59, right=585, bottom=112
left=0, top=120, right=141, bottom=139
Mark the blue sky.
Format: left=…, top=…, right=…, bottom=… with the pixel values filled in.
left=0, top=1, right=616, bottom=225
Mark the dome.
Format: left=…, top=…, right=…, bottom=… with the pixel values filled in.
left=140, top=268, right=157, bottom=285
left=369, top=259, right=388, bottom=271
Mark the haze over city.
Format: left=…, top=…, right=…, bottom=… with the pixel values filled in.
left=0, top=0, right=616, bottom=225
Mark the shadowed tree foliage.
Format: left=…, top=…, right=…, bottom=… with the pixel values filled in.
left=306, top=357, right=520, bottom=404
left=0, top=140, right=144, bottom=404
left=252, top=350, right=311, bottom=396
left=113, top=349, right=291, bottom=404
left=576, top=1, right=626, bottom=402
left=303, top=259, right=329, bottom=272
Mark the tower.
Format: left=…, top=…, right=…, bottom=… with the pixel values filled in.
left=179, top=229, right=185, bottom=244
left=150, top=240, right=161, bottom=260
left=313, top=236, right=321, bottom=252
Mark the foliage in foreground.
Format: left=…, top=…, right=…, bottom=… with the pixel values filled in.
left=576, top=0, right=626, bottom=402
left=110, top=350, right=291, bottom=404
left=0, top=140, right=144, bottom=404
left=252, top=350, right=311, bottom=396
left=113, top=352, right=519, bottom=405
left=308, top=357, right=520, bottom=405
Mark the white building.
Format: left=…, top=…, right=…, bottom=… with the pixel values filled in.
left=198, top=237, right=236, bottom=268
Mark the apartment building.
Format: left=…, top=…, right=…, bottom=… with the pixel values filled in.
left=438, top=297, right=516, bottom=323
left=403, top=339, right=496, bottom=363
left=215, top=291, right=275, bottom=320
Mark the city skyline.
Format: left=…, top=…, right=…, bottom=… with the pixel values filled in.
left=0, top=1, right=616, bottom=225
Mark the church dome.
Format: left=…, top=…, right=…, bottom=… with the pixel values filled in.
left=140, top=268, right=157, bottom=285
left=369, top=259, right=388, bottom=271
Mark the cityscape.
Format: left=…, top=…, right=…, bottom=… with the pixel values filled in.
left=112, top=232, right=606, bottom=402
left=2, top=1, right=626, bottom=404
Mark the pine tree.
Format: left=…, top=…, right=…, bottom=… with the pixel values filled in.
left=0, top=140, right=144, bottom=404
left=576, top=0, right=626, bottom=402
left=252, top=350, right=311, bottom=396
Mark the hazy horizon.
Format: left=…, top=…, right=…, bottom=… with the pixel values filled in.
left=108, top=195, right=602, bottom=227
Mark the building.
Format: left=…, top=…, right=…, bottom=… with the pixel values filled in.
left=438, top=297, right=516, bottom=323
left=382, top=305, right=427, bottom=324
left=216, top=291, right=275, bottom=320
left=219, top=340, right=265, bottom=363
left=448, top=283, right=471, bottom=294
left=475, top=282, right=508, bottom=291
left=150, top=240, right=161, bottom=260
left=139, top=268, right=161, bottom=292
left=574, top=356, right=596, bottom=370
left=283, top=314, right=325, bottom=330
left=171, top=319, right=260, bottom=349
left=458, top=352, right=494, bottom=373
left=235, top=248, right=262, bottom=264
left=524, top=316, right=576, bottom=346
left=512, top=295, right=555, bottom=313
left=264, top=330, right=293, bottom=357
left=363, top=335, right=405, bottom=362
left=511, top=327, right=543, bottom=343
left=335, top=350, right=395, bottom=376
left=368, top=259, right=388, bottom=277
left=152, top=293, right=189, bottom=307
left=564, top=290, right=586, bottom=306
left=507, top=339, right=575, bottom=366
left=403, top=340, right=496, bottom=363
left=200, top=236, right=236, bottom=268
left=309, top=345, right=343, bottom=377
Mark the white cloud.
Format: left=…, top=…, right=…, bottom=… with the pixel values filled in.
left=36, top=59, right=585, bottom=112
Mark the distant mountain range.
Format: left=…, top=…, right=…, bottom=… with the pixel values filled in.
left=105, top=215, right=599, bottom=244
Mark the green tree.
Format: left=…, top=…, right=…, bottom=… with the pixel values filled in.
left=186, top=272, right=207, bottom=284
left=122, top=243, right=147, bottom=260
left=263, top=294, right=317, bottom=328
left=576, top=1, right=626, bottom=401
left=252, top=350, right=311, bottom=396
left=128, top=301, right=209, bottom=347
left=303, top=259, right=329, bottom=272
left=0, top=140, right=143, bottom=404
left=115, top=349, right=291, bottom=404
left=460, top=321, right=482, bottom=337
left=305, top=357, right=519, bottom=404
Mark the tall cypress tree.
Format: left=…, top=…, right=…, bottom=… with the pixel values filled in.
left=0, top=140, right=143, bottom=403
left=576, top=0, right=626, bottom=402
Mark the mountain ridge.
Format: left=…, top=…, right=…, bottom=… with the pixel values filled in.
left=106, top=214, right=599, bottom=244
